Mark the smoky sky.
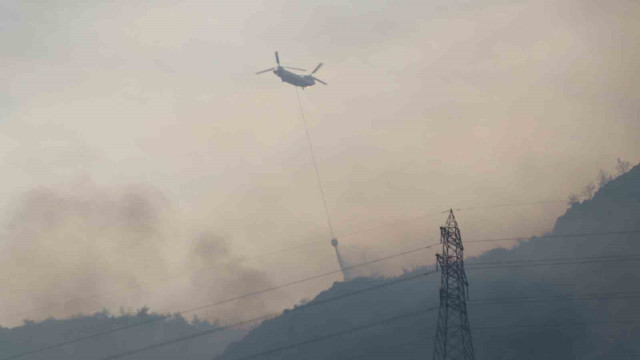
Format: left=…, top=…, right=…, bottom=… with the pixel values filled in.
left=1, top=0, right=639, bottom=326
left=0, top=185, right=282, bottom=326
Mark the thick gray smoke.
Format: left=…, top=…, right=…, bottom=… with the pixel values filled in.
left=0, top=184, right=275, bottom=327
left=187, top=232, right=280, bottom=323
left=0, top=185, right=170, bottom=324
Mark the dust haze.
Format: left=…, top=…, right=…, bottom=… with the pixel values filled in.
left=0, top=184, right=278, bottom=326
left=1, top=0, right=639, bottom=326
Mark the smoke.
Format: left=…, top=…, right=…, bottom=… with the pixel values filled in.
left=0, top=184, right=167, bottom=323
left=217, top=165, right=640, bottom=360
left=186, top=232, right=280, bottom=323
left=0, top=184, right=276, bottom=327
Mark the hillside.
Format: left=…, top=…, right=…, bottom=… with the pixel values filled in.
left=0, top=309, right=246, bottom=360
left=217, top=164, right=640, bottom=360
left=0, top=165, right=636, bottom=359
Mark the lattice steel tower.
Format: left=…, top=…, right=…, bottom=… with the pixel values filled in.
left=432, top=209, right=475, bottom=360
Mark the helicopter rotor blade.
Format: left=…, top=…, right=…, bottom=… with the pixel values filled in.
left=256, top=67, right=276, bottom=75
left=311, top=62, right=323, bottom=75
left=284, top=66, right=306, bottom=72
left=312, top=77, right=327, bottom=85
left=275, top=51, right=280, bottom=65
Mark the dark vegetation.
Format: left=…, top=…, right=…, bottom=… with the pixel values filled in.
left=218, top=162, right=640, bottom=360
left=0, top=308, right=246, bottom=360
left=1, top=161, right=637, bottom=359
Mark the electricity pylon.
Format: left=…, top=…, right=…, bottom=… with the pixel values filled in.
left=432, top=209, right=475, bottom=360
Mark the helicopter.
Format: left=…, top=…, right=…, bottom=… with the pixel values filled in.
left=256, top=51, right=327, bottom=88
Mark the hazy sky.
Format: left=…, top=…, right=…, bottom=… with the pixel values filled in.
left=1, top=0, right=639, bottom=326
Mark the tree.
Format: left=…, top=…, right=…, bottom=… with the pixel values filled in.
left=597, top=169, right=612, bottom=189
left=581, top=182, right=596, bottom=199
left=136, top=306, right=150, bottom=318
left=568, top=193, right=580, bottom=206
left=616, top=158, right=631, bottom=175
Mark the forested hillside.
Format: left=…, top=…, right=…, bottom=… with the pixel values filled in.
left=1, top=165, right=637, bottom=360
left=218, top=164, right=640, bottom=360
left=0, top=308, right=246, bottom=360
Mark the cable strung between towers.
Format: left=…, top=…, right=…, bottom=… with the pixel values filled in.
left=294, top=88, right=347, bottom=280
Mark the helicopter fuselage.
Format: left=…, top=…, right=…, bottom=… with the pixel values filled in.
left=256, top=52, right=325, bottom=87
left=275, top=67, right=315, bottom=88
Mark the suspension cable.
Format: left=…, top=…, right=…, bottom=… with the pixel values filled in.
left=295, top=87, right=336, bottom=239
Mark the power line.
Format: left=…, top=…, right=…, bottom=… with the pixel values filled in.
left=98, top=313, right=277, bottom=360
left=343, top=342, right=640, bottom=360
left=472, top=319, right=640, bottom=331
left=79, top=258, right=640, bottom=360
left=6, top=228, right=640, bottom=337
left=264, top=207, right=637, bottom=266
left=343, top=336, right=640, bottom=360
left=469, top=292, right=640, bottom=306
left=469, top=254, right=640, bottom=266
left=5, top=235, right=639, bottom=359
left=1, top=242, right=433, bottom=321
left=453, top=199, right=567, bottom=211
left=96, top=280, right=438, bottom=360
left=339, top=311, right=640, bottom=360
left=466, top=255, right=640, bottom=270
left=5, top=239, right=330, bottom=320
left=288, top=293, right=640, bottom=360
left=214, top=308, right=438, bottom=360
left=178, top=257, right=437, bottom=317
left=339, top=337, right=430, bottom=360
left=10, top=227, right=639, bottom=321
left=339, top=210, right=446, bottom=238
left=18, top=268, right=640, bottom=360
left=0, top=312, right=257, bottom=360
left=295, top=87, right=335, bottom=240
left=251, top=198, right=583, bottom=254
left=10, top=213, right=634, bottom=323
left=6, top=228, right=639, bottom=330
left=219, top=311, right=640, bottom=360
left=249, top=198, right=581, bottom=256
left=234, top=292, right=640, bottom=360
left=465, top=229, right=640, bottom=244
left=1, top=246, right=440, bottom=360
left=339, top=199, right=567, bottom=239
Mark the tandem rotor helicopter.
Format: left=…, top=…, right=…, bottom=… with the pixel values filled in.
left=256, top=51, right=327, bottom=89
